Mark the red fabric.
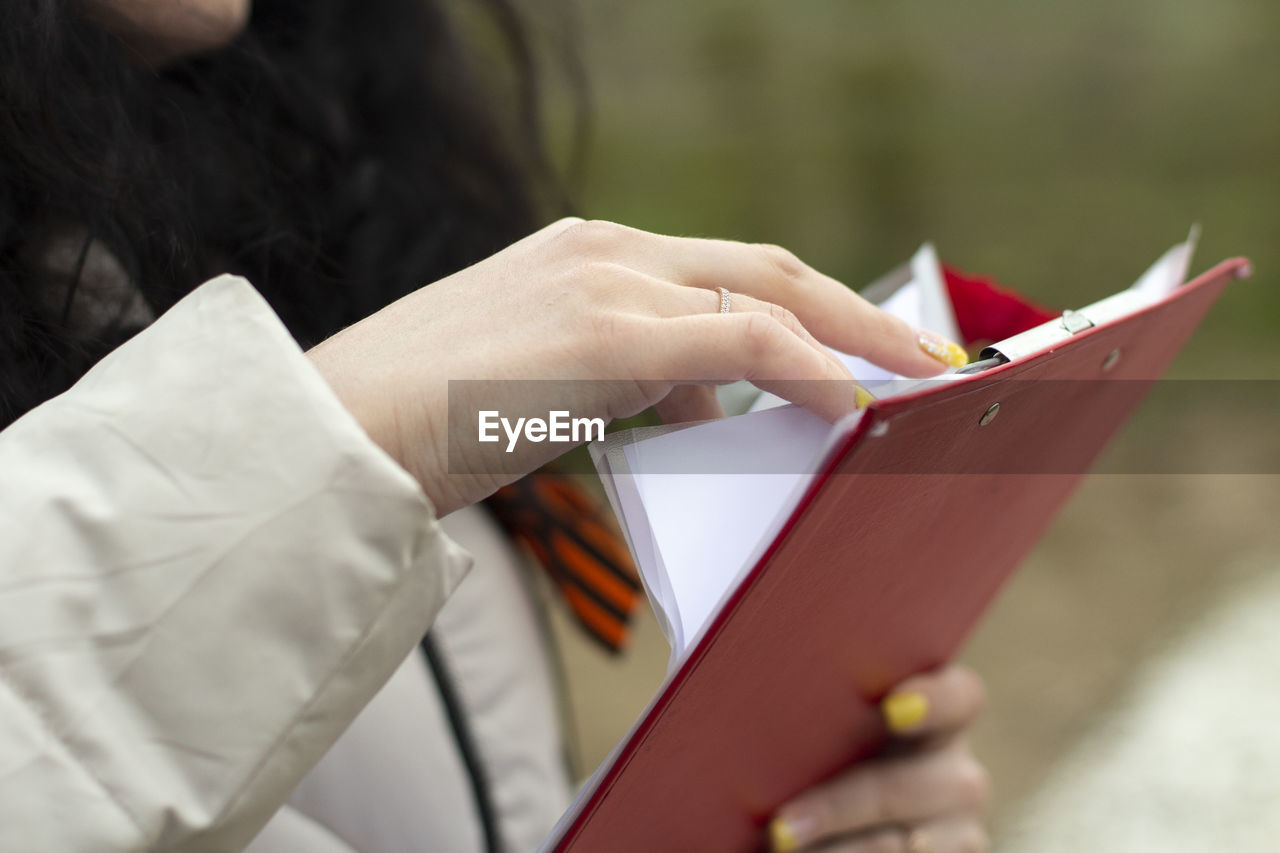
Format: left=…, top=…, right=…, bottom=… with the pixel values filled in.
left=943, top=266, right=1058, bottom=346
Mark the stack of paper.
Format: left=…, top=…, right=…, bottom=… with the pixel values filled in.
left=590, top=234, right=1198, bottom=667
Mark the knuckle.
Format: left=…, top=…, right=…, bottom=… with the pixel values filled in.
left=559, top=218, right=629, bottom=254
left=846, top=766, right=895, bottom=826
left=875, top=776, right=908, bottom=826
left=956, top=757, right=992, bottom=810
left=805, top=796, right=839, bottom=845
left=588, top=308, right=634, bottom=350
left=741, top=312, right=786, bottom=358
left=766, top=300, right=801, bottom=331
left=575, top=260, right=634, bottom=293
left=754, top=242, right=806, bottom=281
left=548, top=215, right=585, bottom=232
left=960, top=825, right=991, bottom=853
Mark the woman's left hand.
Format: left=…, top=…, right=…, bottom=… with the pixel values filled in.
left=769, top=665, right=990, bottom=852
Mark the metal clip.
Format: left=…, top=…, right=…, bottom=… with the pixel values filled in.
left=1060, top=309, right=1094, bottom=334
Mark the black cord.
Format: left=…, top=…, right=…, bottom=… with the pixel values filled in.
left=420, top=633, right=501, bottom=853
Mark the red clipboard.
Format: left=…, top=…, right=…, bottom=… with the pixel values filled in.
left=553, top=258, right=1249, bottom=852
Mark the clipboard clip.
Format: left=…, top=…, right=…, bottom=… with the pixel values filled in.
left=1060, top=309, right=1095, bottom=334
left=971, top=302, right=1112, bottom=368
left=958, top=309, right=1096, bottom=375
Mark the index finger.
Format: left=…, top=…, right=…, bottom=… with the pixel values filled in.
left=639, top=311, right=865, bottom=422
left=604, top=225, right=969, bottom=377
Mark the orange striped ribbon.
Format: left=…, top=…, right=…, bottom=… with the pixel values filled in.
left=485, top=474, right=642, bottom=653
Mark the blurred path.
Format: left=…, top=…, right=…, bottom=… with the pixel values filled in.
left=996, top=556, right=1280, bottom=852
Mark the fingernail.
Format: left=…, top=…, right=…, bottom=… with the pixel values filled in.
left=769, top=813, right=818, bottom=852
left=917, top=329, right=969, bottom=368
left=882, top=690, right=930, bottom=734
left=854, top=384, right=876, bottom=409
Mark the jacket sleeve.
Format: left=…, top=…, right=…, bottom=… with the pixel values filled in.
left=0, top=275, right=472, bottom=852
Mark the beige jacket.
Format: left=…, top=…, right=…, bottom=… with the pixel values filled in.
left=0, top=276, right=568, bottom=851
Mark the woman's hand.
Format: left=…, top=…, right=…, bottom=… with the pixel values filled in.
left=770, top=666, right=989, bottom=853
left=307, top=218, right=965, bottom=516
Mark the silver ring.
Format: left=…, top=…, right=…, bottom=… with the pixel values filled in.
left=717, top=286, right=732, bottom=314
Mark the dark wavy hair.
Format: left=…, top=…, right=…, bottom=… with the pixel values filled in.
left=0, top=0, right=576, bottom=425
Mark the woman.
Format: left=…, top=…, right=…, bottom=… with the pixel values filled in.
left=0, top=1, right=989, bottom=851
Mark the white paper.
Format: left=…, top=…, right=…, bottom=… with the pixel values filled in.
left=1131, top=225, right=1200, bottom=300
left=621, top=406, right=833, bottom=655
left=591, top=235, right=1198, bottom=667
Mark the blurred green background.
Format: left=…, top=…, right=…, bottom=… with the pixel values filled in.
left=558, top=0, right=1278, bottom=374
left=535, top=0, right=1280, bottom=844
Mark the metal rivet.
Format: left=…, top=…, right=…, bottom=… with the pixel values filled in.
left=1102, top=348, right=1122, bottom=372
left=979, top=402, right=1000, bottom=426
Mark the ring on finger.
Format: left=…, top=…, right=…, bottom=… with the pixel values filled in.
left=717, top=286, right=732, bottom=314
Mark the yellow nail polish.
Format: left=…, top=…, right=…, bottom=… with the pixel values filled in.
left=917, top=330, right=969, bottom=369
left=769, top=818, right=800, bottom=852
left=882, top=690, right=930, bottom=734
left=854, top=385, right=876, bottom=409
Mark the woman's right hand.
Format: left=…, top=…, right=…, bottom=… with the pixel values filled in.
left=306, top=218, right=963, bottom=516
